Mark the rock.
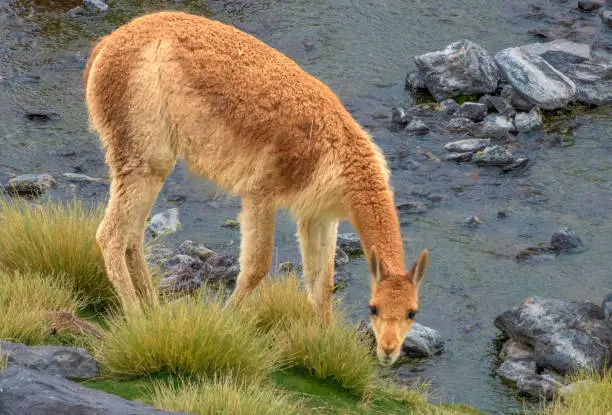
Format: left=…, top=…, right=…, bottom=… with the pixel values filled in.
left=334, top=247, right=349, bottom=267
left=278, top=262, right=295, bottom=274
left=402, top=322, right=444, bottom=356
left=6, top=174, right=57, bottom=196
left=145, top=243, right=175, bottom=268
left=178, top=240, right=215, bottom=261
left=603, top=293, right=612, bottom=320
left=333, top=268, right=353, bottom=288
left=521, top=40, right=591, bottom=73
left=479, top=95, right=515, bottom=116
left=445, top=117, right=476, bottom=133
left=24, top=109, right=59, bottom=121
left=471, top=115, right=515, bottom=138
left=0, top=341, right=98, bottom=380
left=495, top=47, right=576, bottom=110
left=405, top=70, right=428, bottom=92
left=396, top=201, right=428, bottom=214
left=440, top=98, right=459, bottom=114
left=464, top=215, right=482, bottom=228
left=534, top=330, right=609, bottom=375
left=493, top=296, right=609, bottom=346
left=514, top=107, right=543, bottom=132
left=83, top=0, right=109, bottom=12
left=472, top=145, right=514, bottom=165
left=148, top=208, right=181, bottom=237
left=414, top=40, right=500, bottom=101
left=501, top=339, right=534, bottom=360
left=564, top=61, right=612, bottom=105
left=406, top=118, right=429, bottom=135
left=497, top=358, right=536, bottom=385
left=502, top=156, right=529, bottom=173
left=601, top=10, right=612, bottom=27
left=497, top=211, right=508, bottom=219
left=578, top=1, right=604, bottom=12
left=550, top=228, right=583, bottom=252
left=454, top=102, right=487, bottom=122
left=337, top=233, right=363, bottom=256
left=443, top=138, right=490, bottom=153
left=222, top=219, right=240, bottom=229
left=516, top=373, right=560, bottom=400
left=391, top=106, right=412, bottom=127
left=62, top=172, right=105, bottom=183
left=199, top=253, right=240, bottom=283
left=442, top=152, right=473, bottom=162
left=0, top=366, right=177, bottom=414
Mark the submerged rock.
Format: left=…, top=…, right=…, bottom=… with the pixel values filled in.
left=414, top=40, right=500, bottom=101
left=147, top=208, right=181, bottom=237
left=24, top=109, right=59, bottom=121
left=337, top=233, right=363, bottom=256
left=550, top=227, right=583, bottom=252
left=6, top=174, right=56, bottom=196
left=0, top=366, right=177, bottom=414
left=521, top=40, right=591, bottom=73
left=454, top=102, right=487, bottom=122
left=495, top=47, right=576, bottom=110
left=514, top=107, right=543, bottom=132
left=0, top=342, right=98, bottom=380
left=391, top=106, right=412, bottom=127
left=442, top=152, right=473, bottom=162
left=472, top=145, right=514, bottom=165
left=443, top=138, right=490, bottom=153
left=464, top=215, right=482, bottom=228
left=578, top=1, right=604, bottom=12
left=406, top=118, right=429, bottom=135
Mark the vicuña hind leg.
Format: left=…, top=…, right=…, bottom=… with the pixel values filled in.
left=226, top=197, right=275, bottom=307
left=297, top=216, right=338, bottom=326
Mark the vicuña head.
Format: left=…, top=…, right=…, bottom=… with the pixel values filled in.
left=367, top=247, right=428, bottom=365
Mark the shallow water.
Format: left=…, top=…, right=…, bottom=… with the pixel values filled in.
left=1, top=1, right=611, bottom=413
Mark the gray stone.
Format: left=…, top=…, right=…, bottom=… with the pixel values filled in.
left=333, top=268, right=353, bottom=288
left=334, top=247, right=349, bottom=267
left=406, top=118, right=429, bottom=135
left=472, top=145, right=514, bottom=165
left=0, top=366, right=178, bottom=414
left=414, top=40, right=501, bottom=101
left=514, top=107, right=543, bottom=132
left=278, top=262, right=295, bottom=274
left=396, top=201, right=428, bottom=214
left=550, top=227, right=583, bottom=252
left=471, top=115, right=515, bottom=138
left=502, top=157, right=530, bottom=173
left=603, top=293, right=612, bottom=320
left=464, top=215, right=482, bottom=228
left=445, top=117, right=475, bottom=133
left=199, top=253, right=240, bottom=283
left=601, top=10, right=612, bottom=27
left=443, top=138, right=490, bottom=153
left=521, top=40, right=591, bottom=73
left=391, top=106, right=412, bottom=127
left=454, top=102, right=487, bottom=122
left=337, top=233, right=363, bottom=256
left=0, top=341, right=98, bottom=380
left=6, top=174, right=56, bottom=196
left=147, top=208, right=181, bottom=237
left=178, top=240, right=215, bottom=261
left=497, top=358, right=536, bottom=385
left=495, top=47, right=576, bottom=110
left=501, top=339, right=534, bottom=360
left=479, top=95, right=515, bottom=115
left=83, top=0, right=109, bottom=12
left=62, top=173, right=106, bottom=183
left=402, top=322, right=444, bottom=356
left=440, top=98, right=459, bottom=114
left=516, top=373, right=561, bottom=400
left=564, top=61, right=612, bottom=105
left=405, top=70, right=427, bottom=91
left=578, top=1, right=604, bottom=12
left=442, top=152, right=473, bottom=162
left=534, top=330, right=609, bottom=375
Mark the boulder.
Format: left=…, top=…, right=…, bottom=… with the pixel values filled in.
left=514, top=107, right=543, bottom=132
left=520, top=40, right=591, bottom=73
left=479, top=95, right=515, bottom=116
left=402, top=322, right=444, bottom=356
left=497, top=358, right=536, bottom=385
left=550, top=227, right=583, bottom=252
left=414, top=40, right=501, bottom=101
left=443, top=138, right=490, bottom=153
left=0, top=341, right=98, bottom=380
left=495, top=47, right=576, bottom=110
left=406, top=118, right=429, bottom=135
left=0, top=366, right=178, bottom=414
left=564, top=60, right=612, bottom=105
left=178, top=240, right=215, bottom=261
left=500, top=339, right=534, bottom=360
left=440, top=98, right=459, bottom=114
left=6, top=174, right=56, bottom=196
left=471, top=115, right=515, bottom=138
left=534, top=330, right=609, bottom=375
left=454, top=102, right=487, bottom=122
left=445, top=117, right=476, bottom=133
left=472, top=145, right=514, bottom=165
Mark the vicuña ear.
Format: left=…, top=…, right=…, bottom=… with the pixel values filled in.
left=408, top=249, right=429, bottom=287
left=368, top=246, right=386, bottom=283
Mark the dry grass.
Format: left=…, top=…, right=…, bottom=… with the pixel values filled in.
left=0, top=199, right=115, bottom=309
left=96, top=291, right=280, bottom=383
left=0, top=269, right=82, bottom=345
left=151, top=376, right=303, bottom=415
left=538, top=369, right=612, bottom=415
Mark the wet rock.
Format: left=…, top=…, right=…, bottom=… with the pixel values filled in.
left=334, top=247, right=349, bottom=267
left=521, top=40, right=591, bottom=73
left=603, top=293, right=612, bottom=320
left=516, top=373, right=560, bottom=400
left=442, top=152, right=473, bottom=162
left=0, top=342, right=98, bottom=380
left=479, top=95, right=515, bottom=116
left=443, top=138, right=490, bottom=153
left=405, top=70, right=428, bottom=92
left=402, top=322, right=444, bottom=356
left=514, top=107, right=543, bottom=132
left=6, top=174, right=56, bottom=196
left=396, top=201, right=428, bottom=214
left=178, top=240, right=215, bottom=261
left=24, top=109, right=59, bottom=121
left=454, top=102, right=487, bottom=122
left=337, top=233, right=363, bottom=256
left=497, top=210, right=508, bottom=219
left=414, top=40, right=500, bottom=101
left=495, top=47, right=576, bottom=110
left=502, top=156, right=529, bottom=173
left=445, top=117, right=475, bottom=133
left=62, top=172, right=106, bottom=183
left=501, top=339, right=534, bottom=360
left=440, top=98, right=459, bottom=114
left=534, top=330, right=609, bottom=375
left=564, top=60, right=612, bottom=105
left=578, top=1, right=604, bottom=12
left=0, top=366, right=176, bottom=414
left=464, top=215, right=482, bottom=228
left=406, top=118, right=429, bottom=135
left=601, top=10, right=612, bottom=27
left=550, top=227, right=583, bottom=252
left=498, top=358, right=536, bottom=385
left=147, top=208, right=181, bottom=237
left=472, top=145, right=514, bottom=165
left=333, top=268, right=353, bottom=288
left=471, top=115, right=515, bottom=138
left=391, top=106, right=412, bottom=127
left=84, top=0, right=109, bottom=12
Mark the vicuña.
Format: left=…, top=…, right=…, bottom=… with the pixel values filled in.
left=84, top=11, right=429, bottom=365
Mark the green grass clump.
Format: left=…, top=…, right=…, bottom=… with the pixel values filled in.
left=538, top=369, right=612, bottom=415
left=0, top=269, right=81, bottom=345
left=0, top=199, right=115, bottom=310
left=96, top=292, right=279, bottom=383
left=151, top=377, right=302, bottom=415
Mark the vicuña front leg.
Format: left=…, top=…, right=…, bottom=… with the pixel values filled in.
left=226, top=197, right=275, bottom=308
left=297, top=217, right=338, bottom=326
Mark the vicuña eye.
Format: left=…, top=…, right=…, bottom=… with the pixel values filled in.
left=369, top=305, right=378, bottom=316
left=407, top=310, right=417, bottom=320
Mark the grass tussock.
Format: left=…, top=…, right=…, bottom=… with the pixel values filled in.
left=0, top=199, right=115, bottom=309
left=151, top=377, right=302, bottom=415
left=0, top=269, right=81, bottom=345
left=538, top=369, right=612, bottom=415
left=97, top=292, right=279, bottom=383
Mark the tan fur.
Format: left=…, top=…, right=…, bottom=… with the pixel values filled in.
left=84, top=11, right=429, bottom=364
